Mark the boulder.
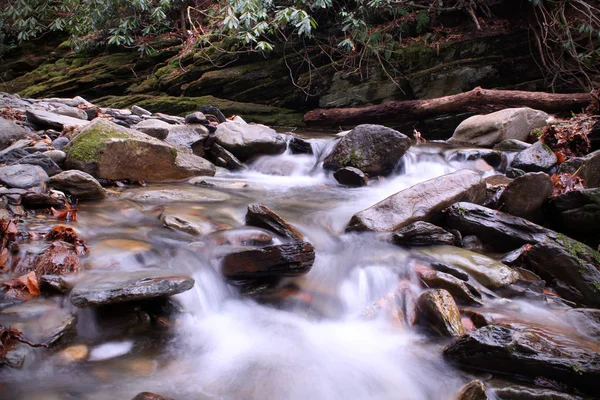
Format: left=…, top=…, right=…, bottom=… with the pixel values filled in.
left=333, top=167, right=368, bottom=187
left=0, top=164, right=48, bottom=189
left=48, top=170, right=106, bottom=200
left=323, top=124, right=411, bottom=176
left=131, top=105, right=152, bottom=117
left=165, top=124, right=208, bottom=148
left=215, top=119, right=286, bottom=161
left=418, top=269, right=483, bottom=306
left=346, top=169, right=485, bottom=232
left=65, top=119, right=215, bottom=181
left=245, top=203, right=304, bottom=240
left=10, top=153, right=62, bottom=176
left=0, top=117, right=32, bottom=150
left=185, top=111, right=208, bottom=124
left=22, top=192, right=65, bottom=208
left=456, top=380, right=489, bottom=400
left=498, top=172, right=553, bottom=218
left=448, top=108, right=549, bottom=147
left=70, top=270, right=195, bottom=307
left=511, top=141, right=557, bottom=172
left=289, top=136, right=313, bottom=154
left=549, top=188, right=600, bottom=235
left=26, top=109, right=89, bottom=130
left=133, top=119, right=172, bottom=140
left=43, top=150, right=67, bottom=165
left=391, top=221, right=456, bottom=246
left=54, top=106, right=88, bottom=120
left=416, top=289, right=465, bottom=337
left=444, top=325, right=600, bottom=396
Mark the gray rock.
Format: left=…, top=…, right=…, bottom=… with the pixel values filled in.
left=51, top=136, right=70, bottom=150
left=246, top=203, right=304, bottom=240
left=0, top=117, right=32, bottom=150
left=559, top=150, right=600, bottom=188
left=448, top=108, right=549, bottom=147
left=22, top=192, right=65, bottom=208
left=492, top=384, right=581, bottom=400
left=346, top=169, right=485, bottom=232
left=163, top=215, right=215, bottom=236
left=0, top=139, right=32, bottom=157
left=0, top=148, right=29, bottom=164
left=11, top=153, right=62, bottom=176
left=43, top=150, right=67, bottom=165
left=26, top=109, right=89, bottom=130
left=70, top=270, right=195, bottom=307
left=416, top=289, right=465, bottom=337
left=129, top=188, right=229, bottom=203
left=185, top=111, right=207, bottom=124
left=511, top=141, right=557, bottom=172
left=493, top=139, right=532, bottom=152
left=498, top=172, right=553, bottom=218
left=0, top=164, right=48, bottom=188
left=48, top=170, right=106, bottom=200
left=391, top=221, right=456, bottom=246
left=131, top=105, right=152, bottom=116
left=54, top=106, right=88, bottom=120
left=333, top=167, right=368, bottom=187
left=133, top=119, right=171, bottom=140
left=153, top=113, right=185, bottom=125
left=215, top=120, right=286, bottom=161
left=192, top=141, right=245, bottom=171
left=165, top=124, right=208, bottom=148
left=323, top=124, right=411, bottom=176
left=505, top=167, right=526, bottom=179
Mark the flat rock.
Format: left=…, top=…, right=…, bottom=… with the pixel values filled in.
left=131, top=105, right=152, bottom=116
left=48, top=170, right=106, bottom=200
left=54, top=106, right=88, bottom=120
left=333, top=167, right=368, bottom=187
left=215, top=119, right=286, bottom=161
left=0, top=164, right=48, bottom=188
left=511, top=141, right=557, bottom=172
left=498, top=172, right=553, bottom=218
left=246, top=203, right=304, bottom=240
left=70, top=270, right=195, bottom=307
left=10, top=153, right=62, bottom=176
left=417, top=289, right=465, bottom=337
left=0, top=117, right=32, bottom=150
left=26, top=109, right=89, bottom=130
left=346, top=169, right=485, bottom=232
left=392, top=221, right=456, bottom=246
left=493, top=139, right=532, bottom=152
left=130, top=188, right=229, bottom=203
left=133, top=119, right=172, bottom=140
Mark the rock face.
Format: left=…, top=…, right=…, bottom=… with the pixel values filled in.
left=323, top=124, right=411, bottom=176
left=498, top=172, right=553, bottom=218
left=0, top=117, right=32, bottom=150
left=346, top=169, right=485, bottom=232
left=26, top=109, right=89, bottom=130
left=416, top=289, right=465, bottom=337
left=65, top=119, right=215, bottom=180
left=333, top=167, right=368, bottom=187
left=133, top=119, right=171, bottom=140
left=70, top=270, right=195, bottom=307
left=511, top=141, right=557, bottom=172
left=444, top=325, right=600, bottom=396
left=215, top=119, right=286, bottom=161
left=448, top=108, right=549, bottom=147
left=48, top=170, right=106, bottom=200
left=0, top=164, right=48, bottom=188
left=446, top=202, right=600, bottom=307
left=245, top=203, right=303, bottom=240
left=391, top=221, right=456, bottom=246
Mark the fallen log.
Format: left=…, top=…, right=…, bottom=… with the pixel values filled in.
left=304, top=87, right=593, bottom=127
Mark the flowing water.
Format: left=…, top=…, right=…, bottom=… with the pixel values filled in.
left=1, top=134, right=596, bottom=400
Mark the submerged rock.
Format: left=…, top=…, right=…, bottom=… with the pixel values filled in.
left=498, top=172, right=553, bottom=218
left=215, top=119, right=286, bottom=161
left=416, top=289, right=465, bottom=337
left=323, top=124, right=411, bottom=176
left=333, top=166, right=368, bottom=187
left=392, top=221, right=456, bottom=246
left=131, top=392, right=174, bottom=400
left=48, top=170, right=106, bottom=200
left=511, top=141, right=557, bottom=172
left=246, top=203, right=304, bottom=240
left=346, top=169, right=485, bottom=232
left=289, top=136, right=313, bottom=154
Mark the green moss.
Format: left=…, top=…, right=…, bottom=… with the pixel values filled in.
left=593, top=281, right=600, bottom=293
left=532, top=128, right=544, bottom=137
left=169, top=147, right=178, bottom=160
left=341, top=149, right=363, bottom=168
left=68, top=122, right=128, bottom=163
left=555, top=233, right=600, bottom=267
left=571, top=363, right=584, bottom=375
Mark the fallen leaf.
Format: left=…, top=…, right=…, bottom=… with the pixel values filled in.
left=2, top=271, right=40, bottom=300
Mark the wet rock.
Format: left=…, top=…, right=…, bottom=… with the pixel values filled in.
left=498, top=172, right=553, bottom=218
left=185, top=111, right=208, bottom=124
left=21, top=192, right=65, bottom=208
left=219, top=241, right=315, bottom=279
left=39, top=274, right=73, bottom=294
left=492, top=384, right=581, bottom=400
left=416, top=246, right=519, bottom=289
left=206, top=227, right=274, bottom=247
left=70, top=270, right=195, bottom=307
left=65, top=119, right=215, bottom=180
left=26, top=109, right=89, bottom=130
left=392, top=221, right=456, bottom=246
left=347, top=169, right=485, bottom=232
left=58, top=344, right=89, bottom=362
left=246, top=203, right=304, bottom=240
left=130, top=188, right=229, bottom=203
left=558, top=150, right=600, bottom=188
left=162, top=215, right=215, bottom=236
left=333, top=167, right=368, bottom=187
left=131, top=105, right=152, bottom=117
left=132, top=392, right=174, bottom=400
left=0, top=164, right=48, bottom=189
left=446, top=202, right=600, bottom=307
left=505, top=167, right=526, bottom=179
left=566, top=308, right=600, bottom=339
left=323, top=124, right=411, bottom=176
left=549, top=188, right=600, bottom=235
left=165, top=124, right=208, bottom=148
left=54, top=106, right=88, bottom=120
left=493, top=139, right=531, bottom=152
left=10, top=153, right=62, bottom=176
left=43, top=150, right=67, bottom=165
left=456, top=380, right=489, bottom=400
left=416, top=289, right=465, bottom=337
left=0, top=117, right=32, bottom=150
left=133, top=119, right=171, bottom=140
left=447, top=149, right=505, bottom=170
left=51, top=136, right=70, bottom=150
left=198, top=105, right=227, bottom=123
left=192, top=141, right=245, bottom=171
left=418, top=269, right=483, bottom=306
left=289, top=136, right=313, bottom=154
left=511, top=141, right=557, bottom=172
left=448, top=108, right=549, bottom=147
left=189, top=178, right=249, bottom=189
left=444, top=325, right=600, bottom=396
left=48, top=170, right=106, bottom=200
left=215, top=119, right=286, bottom=161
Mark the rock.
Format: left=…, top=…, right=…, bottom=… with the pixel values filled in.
left=505, top=167, right=526, bottom=179
left=549, top=188, right=600, bottom=235
left=418, top=269, right=483, bottom=306
left=40, top=274, right=73, bottom=294
left=22, top=192, right=65, bottom=208
left=448, top=108, right=549, bottom=147
left=492, top=384, right=581, bottom=400
left=446, top=202, right=600, bottom=307
left=154, top=113, right=185, bottom=125
left=133, top=119, right=171, bottom=140
left=185, top=111, right=208, bottom=124
left=131, top=105, right=152, bottom=116
left=0, top=164, right=48, bottom=189
left=498, top=172, right=553, bottom=218
left=32, top=241, right=81, bottom=275
left=323, top=124, right=411, bottom=176
left=59, top=344, right=89, bottom=362
left=416, top=245, right=519, bottom=289
left=456, top=380, right=489, bottom=400
left=289, top=136, right=313, bottom=154
left=219, top=241, right=315, bottom=279
left=511, top=141, right=557, bottom=172
left=51, top=136, right=70, bottom=150
left=589, top=120, right=600, bottom=152
left=65, top=119, right=215, bottom=180
left=26, top=109, right=89, bottom=130
left=130, top=188, right=229, bottom=203
left=416, top=289, right=465, bottom=337
left=215, top=119, right=286, bottom=161
left=54, top=106, right=88, bottom=120
left=192, top=141, right=245, bottom=171
left=163, top=215, right=216, bottom=236
left=198, top=105, right=227, bottom=123
left=346, top=169, right=485, bottom=232
left=0, top=117, right=32, bottom=150
left=245, top=203, right=304, bottom=240
left=493, top=139, right=532, bottom=152
left=391, top=221, right=456, bottom=246
left=165, top=124, right=208, bottom=148
left=10, top=153, right=62, bottom=176
left=333, top=167, right=368, bottom=187
left=48, top=170, right=106, bottom=200
left=206, top=227, right=274, bottom=247
left=131, top=392, right=174, bottom=400
left=447, top=149, right=505, bottom=170
left=444, top=325, right=600, bottom=396
left=70, top=270, right=195, bottom=307
left=189, top=178, right=249, bottom=189
left=43, top=150, right=67, bottom=165
left=0, top=139, right=32, bottom=157
left=559, top=150, right=600, bottom=188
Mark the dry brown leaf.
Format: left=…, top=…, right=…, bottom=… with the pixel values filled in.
left=551, top=173, right=584, bottom=198
left=2, top=271, right=40, bottom=300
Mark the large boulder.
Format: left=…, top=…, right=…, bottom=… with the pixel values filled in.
left=346, top=169, right=485, bottom=232
left=511, top=141, right=557, bottom=172
left=0, top=164, right=48, bottom=189
left=215, top=119, right=286, bottom=161
left=323, top=124, right=411, bottom=176
left=0, top=117, right=32, bottom=150
left=65, top=119, right=215, bottom=181
left=448, top=108, right=549, bottom=147
left=25, top=109, right=89, bottom=130
left=48, top=170, right=106, bottom=200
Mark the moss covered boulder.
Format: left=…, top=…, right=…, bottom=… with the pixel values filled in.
left=65, top=119, right=215, bottom=181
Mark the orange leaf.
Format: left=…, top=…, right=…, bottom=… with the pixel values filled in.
left=2, top=272, right=40, bottom=300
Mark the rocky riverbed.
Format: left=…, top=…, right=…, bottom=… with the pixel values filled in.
left=0, top=92, right=599, bottom=399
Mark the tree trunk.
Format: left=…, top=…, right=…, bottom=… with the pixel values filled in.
left=304, top=87, right=593, bottom=127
